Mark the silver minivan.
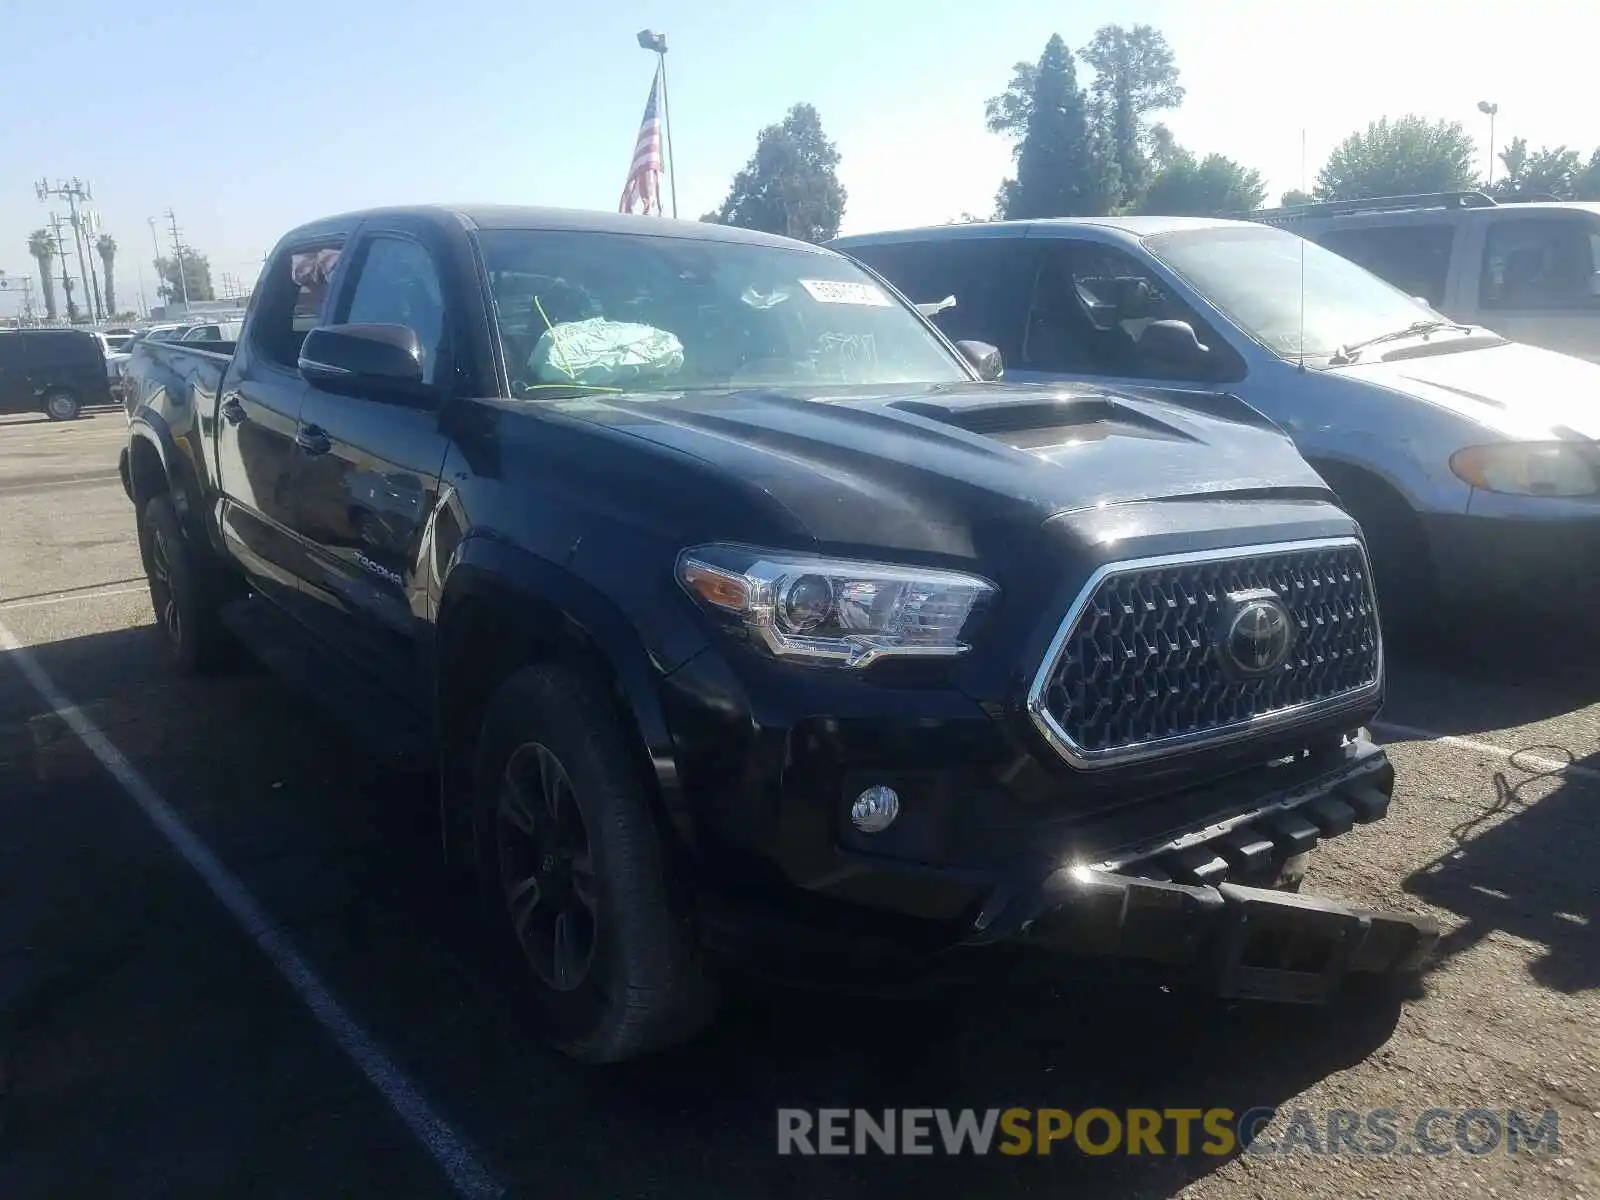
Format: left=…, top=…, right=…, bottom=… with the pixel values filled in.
left=831, top=217, right=1600, bottom=626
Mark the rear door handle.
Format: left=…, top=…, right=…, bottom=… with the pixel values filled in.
left=295, top=425, right=331, bottom=456
left=220, top=396, right=246, bottom=425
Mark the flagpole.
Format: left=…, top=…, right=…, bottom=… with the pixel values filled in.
left=658, top=53, right=678, bottom=219
left=638, top=29, right=678, bottom=218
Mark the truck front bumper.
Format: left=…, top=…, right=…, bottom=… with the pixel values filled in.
left=988, top=867, right=1438, bottom=1004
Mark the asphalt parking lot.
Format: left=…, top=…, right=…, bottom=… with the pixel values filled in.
left=1, top=410, right=1596, bottom=1199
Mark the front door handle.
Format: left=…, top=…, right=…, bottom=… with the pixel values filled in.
left=220, top=396, right=246, bottom=425
left=296, top=425, right=332, bottom=456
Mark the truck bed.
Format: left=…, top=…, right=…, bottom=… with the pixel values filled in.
left=121, top=339, right=236, bottom=419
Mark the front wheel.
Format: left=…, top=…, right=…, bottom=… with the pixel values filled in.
left=471, top=664, right=718, bottom=1063
left=43, top=390, right=81, bottom=421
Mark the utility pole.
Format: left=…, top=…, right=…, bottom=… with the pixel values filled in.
left=78, top=205, right=105, bottom=321
left=148, top=216, right=164, bottom=310
left=1477, top=101, right=1499, bottom=187
left=164, top=208, right=190, bottom=309
left=36, top=178, right=100, bottom=321
left=48, top=213, right=78, bottom=322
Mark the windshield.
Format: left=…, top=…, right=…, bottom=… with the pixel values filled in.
left=477, top=229, right=968, bottom=397
left=1144, top=224, right=1441, bottom=361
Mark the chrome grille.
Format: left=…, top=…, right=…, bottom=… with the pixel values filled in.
left=1028, top=539, right=1382, bottom=769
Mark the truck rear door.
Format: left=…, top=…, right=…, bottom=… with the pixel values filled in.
left=289, top=224, right=455, bottom=705
left=212, top=236, right=344, bottom=600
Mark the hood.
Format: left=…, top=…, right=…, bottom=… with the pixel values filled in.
left=536, top=380, right=1331, bottom=554
left=1337, top=337, right=1600, bottom=440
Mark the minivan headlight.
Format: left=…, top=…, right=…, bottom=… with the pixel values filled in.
left=677, top=545, right=997, bottom=667
left=1449, top=442, right=1600, bottom=497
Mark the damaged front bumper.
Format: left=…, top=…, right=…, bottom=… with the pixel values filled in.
left=1004, top=869, right=1438, bottom=1004
left=965, top=750, right=1440, bottom=1004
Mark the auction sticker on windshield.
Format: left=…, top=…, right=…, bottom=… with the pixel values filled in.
left=799, top=279, right=893, bottom=307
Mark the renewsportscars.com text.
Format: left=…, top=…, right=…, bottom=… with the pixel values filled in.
left=776, top=1107, right=1562, bottom=1158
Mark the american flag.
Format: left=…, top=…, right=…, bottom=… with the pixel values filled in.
left=619, top=65, right=665, bottom=216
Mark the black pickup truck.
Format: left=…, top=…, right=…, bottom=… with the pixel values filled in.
left=119, top=205, right=1437, bottom=1063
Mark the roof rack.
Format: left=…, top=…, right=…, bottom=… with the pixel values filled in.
left=1234, top=190, right=1499, bottom=225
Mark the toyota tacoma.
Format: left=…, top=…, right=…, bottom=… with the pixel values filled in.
left=118, top=205, right=1437, bottom=1063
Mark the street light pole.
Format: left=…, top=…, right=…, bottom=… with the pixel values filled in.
left=1477, top=100, right=1499, bottom=187
left=636, top=29, right=678, bottom=218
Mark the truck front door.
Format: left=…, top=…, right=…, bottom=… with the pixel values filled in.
left=290, top=228, right=455, bottom=705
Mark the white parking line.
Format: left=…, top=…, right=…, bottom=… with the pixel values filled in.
left=0, top=617, right=505, bottom=1200
left=1373, top=719, right=1600, bottom=784
left=0, top=585, right=145, bottom=612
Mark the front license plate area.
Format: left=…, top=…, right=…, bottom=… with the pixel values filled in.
left=1209, top=883, right=1370, bottom=1004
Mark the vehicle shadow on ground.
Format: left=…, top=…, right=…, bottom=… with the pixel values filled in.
left=1402, top=744, right=1599, bottom=996
left=1384, top=612, right=1600, bottom=737
left=2, top=623, right=1407, bottom=1200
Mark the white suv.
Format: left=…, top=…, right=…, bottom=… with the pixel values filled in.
left=1249, top=191, right=1600, bottom=362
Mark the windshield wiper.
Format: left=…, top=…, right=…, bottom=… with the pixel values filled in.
left=1329, top=319, right=1472, bottom=365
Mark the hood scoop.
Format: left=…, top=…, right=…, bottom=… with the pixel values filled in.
left=887, top=393, right=1190, bottom=448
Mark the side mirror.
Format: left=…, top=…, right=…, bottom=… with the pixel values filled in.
left=1138, top=319, right=1211, bottom=366
left=956, top=339, right=1004, bottom=382
left=299, top=323, right=432, bottom=403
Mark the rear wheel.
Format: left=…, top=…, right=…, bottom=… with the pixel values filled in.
left=471, top=664, right=718, bottom=1063
left=138, top=495, right=235, bottom=675
left=43, top=390, right=80, bottom=421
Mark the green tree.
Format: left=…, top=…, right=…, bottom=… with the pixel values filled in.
left=1078, top=24, right=1184, bottom=207
left=27, top=229, right=58, bottom=320
left=1490, top=137, right=1583, bottom=200
left=1279, top=188, right=1314, bottom=207
left=983, top=60, right=1038, bottom=142
left=995, top=34, right=1114, bottom=219
left=1136, top=151, right=1265, bottom=216
left=1314, top=115, right=1478, bottom=201
left=155, top=247, right=216, bottom=304
left=1147, top=122, right=1181, bottom=172
left=96, top=234, right=118, bottom=315
left=702, top=103, right=846, bottom=243
left=1575, top=149, right=1600, bottom=201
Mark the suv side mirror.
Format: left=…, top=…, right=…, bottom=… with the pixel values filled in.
left=1137, top=319, right=1211, bottom=367
left=299, top=323, right=432, bottom=403
left=956, top=339, right=1004, bottom=381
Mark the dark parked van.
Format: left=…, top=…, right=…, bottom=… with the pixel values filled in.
left=0, top=329, right=111, bottom=421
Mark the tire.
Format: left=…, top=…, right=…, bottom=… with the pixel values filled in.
left=1317, top=465, right=1437, bottom=640
left=138, top=495, right=235, bottom=675
left=471, top=664, right=718, bottom=1063
left=43, top=390, right=81, bottom=421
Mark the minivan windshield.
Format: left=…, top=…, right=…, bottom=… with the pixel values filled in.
left=477, top=229, right=969, bottom=397
left=1144, top=224, right=1442, bottom=362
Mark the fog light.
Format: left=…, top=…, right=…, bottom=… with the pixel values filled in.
left=850, top=784, right=901, bottom=833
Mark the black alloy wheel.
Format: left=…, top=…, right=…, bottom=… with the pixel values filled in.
left=496, top=742, right=600, bottom=993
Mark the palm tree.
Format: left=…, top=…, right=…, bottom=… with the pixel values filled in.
left=96, top=234, right=118, bottom=316
left=27, top=229, right=58, bottom=320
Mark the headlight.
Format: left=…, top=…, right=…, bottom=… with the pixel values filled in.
left=1449, top=442, right=1600, bottom=497
left=677, top=544, right=997, bottom=667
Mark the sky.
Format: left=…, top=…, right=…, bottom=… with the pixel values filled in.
left=2, top=0, right=1594, bottom=318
